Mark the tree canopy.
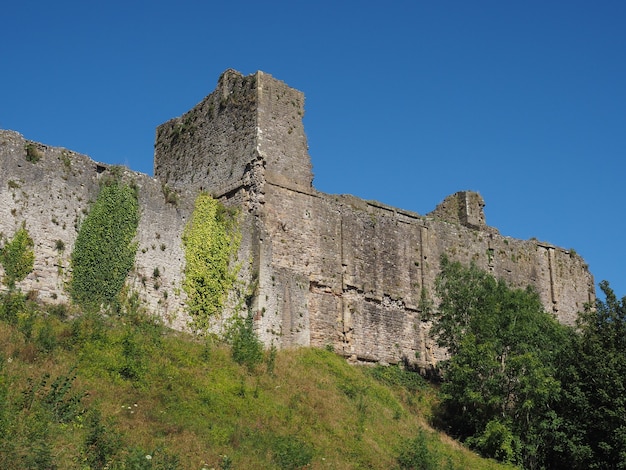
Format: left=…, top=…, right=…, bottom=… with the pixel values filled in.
left=428, top=256, right=570, bottom=468
left=548, top=281, right=626, bottom=469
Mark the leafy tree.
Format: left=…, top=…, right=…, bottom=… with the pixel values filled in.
left=428, top=256, right=568, bottom=468
left=548, top=281, right=626, bottom=469
left=0, top=224, right=35, bottom=289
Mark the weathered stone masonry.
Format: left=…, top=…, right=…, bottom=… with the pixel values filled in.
left=1, top=69, right=595, bottom=370
left=154, top=70, right=595, bottom=369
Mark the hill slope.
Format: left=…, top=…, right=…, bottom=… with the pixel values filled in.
left=0, top=292, right=513, bottom=469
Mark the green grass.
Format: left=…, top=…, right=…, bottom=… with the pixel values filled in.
left=0, top=291, right=515, bottom=469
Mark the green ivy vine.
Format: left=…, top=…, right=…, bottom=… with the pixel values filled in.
left=0, top=223, right=35, bottom=289
left=182, top=193, right=241, bottom=332
left=70, top=178, right=139, bottom=310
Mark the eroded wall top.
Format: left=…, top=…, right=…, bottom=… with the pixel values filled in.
left=154, top=70, right=313, bottom=197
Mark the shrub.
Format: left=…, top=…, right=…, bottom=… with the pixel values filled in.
left=466, top=419, right=521, bottom=465
left=396, top=429, right=438, bottom=470
left=0, top=290, right=26, bottom=324
left=35, top=321, right=58, bottom=354
left=368, top=364, right=426, bottom=393
left=118, top=327, right=146, bottom=382
left=83, top=407, right=121, bottom=469
left=54, top=239, right=65, bottom=252
left=228, top=312, right=263, bottom=372
left=47, top=302, right=69, bottom=320
left=24, top=142, right=41, bottom=163
left=26, top=368, right=87, bottom=424
left=162, top=183, right=179, bottom=206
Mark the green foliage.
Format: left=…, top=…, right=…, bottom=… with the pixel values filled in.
left=271, top=434, right=314, bottom=470
left=0, top=224, right=35, bottom=289
left=466, top=419, right=521, bottom=464
left=430, top=256, right=568, bottom=468
left=24, top=142, right=41, bottom=163
left=70, top=179, right=139, bottom=310
left=21, top=368, right=86, bottom=424
left=266, top=342, right=277, bottom=375
left=368, top=364, right=427, bottom=393
left=548, top=281, right=626, bottom=469
left=35, top=320, right=58, bottom=353
left=182, top=193, right=240, bottom=331
left=83, top=407, right=122, bottom=469
left=227, top=312, right=264, bottom=371
left=47, top=302, right=69, bottom=320
left=396, top=429, right=438, bottom=470
left=119, top=447, right=181, bottom=469
left=54, top=239, right=65, bottom=252
left=0, top=289, right=26, bottom=324
left=0, top=349, right=86, bottom=469
left=0, top=294, right=512, bottom=470
left=118, top=327, right=147, bottom=381
left=161, top=183, right=179, bottom=206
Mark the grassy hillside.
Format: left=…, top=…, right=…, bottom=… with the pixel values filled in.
left=0, top=292, right=514, bottom=469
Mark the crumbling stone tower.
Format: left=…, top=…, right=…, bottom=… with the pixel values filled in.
left=155, top=69, right=312, bottom=198
left=154, top=69, right=595, bottom=370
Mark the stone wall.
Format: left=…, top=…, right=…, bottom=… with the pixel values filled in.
left=0, top=130, right=192, bottom=330
left=0, top=69, right=596, bottom=370
left=257, top=182, right=594, bottom=369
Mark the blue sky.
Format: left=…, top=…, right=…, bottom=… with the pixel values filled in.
left=2, top=1, right=625, bottom=299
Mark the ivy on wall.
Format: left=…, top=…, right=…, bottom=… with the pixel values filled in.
left=70, top=178, right=139, bottom=310
left=0, top=224, right=35, bottom=289
left=183, top=193, right=241, bottom=332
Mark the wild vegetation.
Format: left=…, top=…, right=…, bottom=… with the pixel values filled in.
left=70, top=173, right=139, bottom=311
left=0, top=288, right=514, bottom=469
left=0, top=223, right=35, bottom=289
left=24, top=142, right=42, bottom=163
left=182, top=193, right=241, bottom=332
left=427, top=256, right=626, bottom=469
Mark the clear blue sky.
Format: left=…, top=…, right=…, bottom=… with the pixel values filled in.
left=2, top=1, right=625, bottom=300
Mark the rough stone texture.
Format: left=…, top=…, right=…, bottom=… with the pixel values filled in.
left=1, top=69, right=596, bottom=370
left=0, top=130, right=192, bottom=330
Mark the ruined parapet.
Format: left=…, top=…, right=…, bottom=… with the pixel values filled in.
left=428, top=191, right=494, bottom=232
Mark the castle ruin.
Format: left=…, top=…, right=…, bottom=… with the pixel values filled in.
left=0, top=69, right=595, bottom=370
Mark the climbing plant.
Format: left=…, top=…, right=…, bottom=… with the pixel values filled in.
left=182, top=193, right=240, bottom=332
left=70, top=178, right=139, bottom=310
left=0, top=224, right=35, bottom=289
